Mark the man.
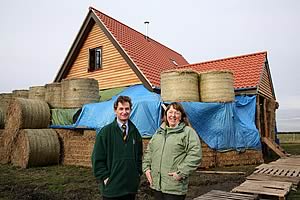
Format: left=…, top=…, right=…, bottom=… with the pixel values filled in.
left=92, top=96, right=143, bottom=200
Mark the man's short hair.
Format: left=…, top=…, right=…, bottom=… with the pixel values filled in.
left=113, top=96, right=132, bottom=110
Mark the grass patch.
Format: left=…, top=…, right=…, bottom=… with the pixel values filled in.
left=281, top=143, right=300, bottom=155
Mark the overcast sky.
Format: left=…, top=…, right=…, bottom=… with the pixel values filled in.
left=0, top=0, right=299, bottom=131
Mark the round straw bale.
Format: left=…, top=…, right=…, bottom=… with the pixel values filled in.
left=161, top=69, right=199, bottom=102
left=29, top=86, right=46, bottom=100
left=61, top=78, right=99, bottom=108
left=6, top=98, right=50, bottom=129
left=12, top=89, right=29, bottom=98
left=200, top=70, right=235, bottom=102
left=45, top=82, right=62, bottom=108
left=11, top=129, right=60, bottom=168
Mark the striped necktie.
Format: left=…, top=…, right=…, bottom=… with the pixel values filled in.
left=121, top=123, right=127, bottom=141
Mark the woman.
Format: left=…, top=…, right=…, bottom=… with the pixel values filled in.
left=143, top=102, right=202, bottom=200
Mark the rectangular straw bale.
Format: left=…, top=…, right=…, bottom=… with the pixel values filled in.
left=55, top=129, right=83, bottom=164
left=55, top=129, right=93, bottom=167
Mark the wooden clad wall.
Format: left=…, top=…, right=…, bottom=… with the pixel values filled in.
left=258, top=65, right=274, bottom=100
left=65, top=23, right=142, bottom=90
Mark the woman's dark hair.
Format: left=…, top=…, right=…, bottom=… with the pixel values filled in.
left=113, top=96, right=132, bottom=110
left=163, top=102, right=190, bottom=127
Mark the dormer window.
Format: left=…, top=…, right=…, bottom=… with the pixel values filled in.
left=89, top=47, right=102, bottom=71
left=170, top=59, right=178, bottom=66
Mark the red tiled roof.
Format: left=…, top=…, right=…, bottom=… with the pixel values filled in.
left=90, top=7, right=189, bottom=88
left=178, top=52, right=267, bottom=89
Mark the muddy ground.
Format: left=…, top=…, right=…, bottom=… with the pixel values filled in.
left=0, top=143, right=299, bottom=200
left=0, top=164, right=255, bottom=200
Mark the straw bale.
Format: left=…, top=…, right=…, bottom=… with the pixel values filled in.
left=59, top=131, right=95, bottom=167
left=61, top=78, right=99, bottom=108
left=160, top=69, right=199, bottom=102
left=28, top=86, right=46, bottom=100
left=11, top=129, right=60, bottom=168
left=45, top=82, right=62, bottom=108
left=55, top=129, right=84, bottom=164
left=12, top=89, right=29, bottom=98
left=6, top=98, right=50, bottom=129
left=200, top=70, right=235, bottom=102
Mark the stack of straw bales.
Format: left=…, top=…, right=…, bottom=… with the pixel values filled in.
left=0, top=98, right=61, bottom=168
left=160, top=69, right=235, bottom=103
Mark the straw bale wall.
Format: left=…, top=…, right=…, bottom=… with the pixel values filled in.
left=199, top=141, right=263, bottom=168
left=61, top=78, right=99, bottom=108
left=161, top=70, right=200, bottom=102
left=28, top=86, right=46, bottom=101
left=200, top=141, right=216, bottom=168
left=11, top=129, right=60, bottom=168
left=216, top=150, right=263, bottom=167
left=45, top=83, right=62, bottom=108
left=200, top=70, right=235, bottom=102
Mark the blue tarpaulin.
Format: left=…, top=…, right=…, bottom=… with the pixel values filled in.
left=51, top=84, right=261, bottom=150
left=181, top=95, right=261, bottom=151
left=73, top=85, right=162, bottom=137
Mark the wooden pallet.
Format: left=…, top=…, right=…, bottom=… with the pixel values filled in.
left=247, top=173, right=300, bottom=186
left=254, top=163, right=300, bottom=178
left=232, top=180, right=292, bottom=200
left=193, top=190, right=258, bottom=200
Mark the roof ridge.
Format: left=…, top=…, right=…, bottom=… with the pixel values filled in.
left=89, top=6, right=184, bottom=57
left=180, top=51, right=267, bottom=67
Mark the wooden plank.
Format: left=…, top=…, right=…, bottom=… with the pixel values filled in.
left=263, top=99, right=268, bottom=138
left=262, top=137, right=287, bottom=158
left=247, top=173, right=300, bottom=186
left=193, top=190, right=258, bottom=200
left=196, top=170, right=246, bottom=175
left=256, top=97, right=261, bottom=136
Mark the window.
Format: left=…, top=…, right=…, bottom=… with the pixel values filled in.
left=89, top=47, right=102, bottom=71
left=170, top=58, right=178, bottom=66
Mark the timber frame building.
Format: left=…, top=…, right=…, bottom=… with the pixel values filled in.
left=54, top=7, right=279, bottom=154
